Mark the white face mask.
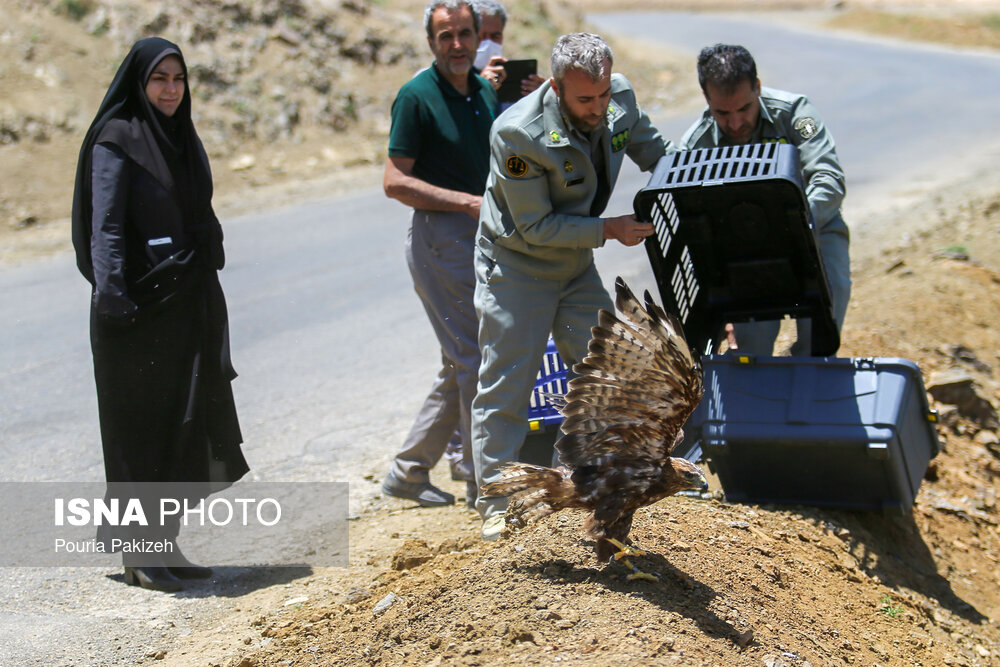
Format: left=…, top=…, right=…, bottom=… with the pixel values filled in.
left=474, top=39, right=503, bottom=71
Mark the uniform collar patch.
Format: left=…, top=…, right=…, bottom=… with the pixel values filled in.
left=606, top=101, right=625, bottom=125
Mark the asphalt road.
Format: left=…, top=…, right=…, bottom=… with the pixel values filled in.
left=2, top=11, right=1000, bottom=663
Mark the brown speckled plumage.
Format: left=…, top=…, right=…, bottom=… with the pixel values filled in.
left=483, top=277, right=707, bottom=562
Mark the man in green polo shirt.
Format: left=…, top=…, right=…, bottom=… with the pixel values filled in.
left=380, top=0, right=498, bottom=508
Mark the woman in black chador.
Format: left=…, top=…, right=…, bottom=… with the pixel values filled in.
left=72, top=37, right=249, bottom=592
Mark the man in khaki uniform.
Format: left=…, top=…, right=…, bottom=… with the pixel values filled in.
left=471, top=32, right=673, bottom=539
left=681, top=43, right=851, bottom=356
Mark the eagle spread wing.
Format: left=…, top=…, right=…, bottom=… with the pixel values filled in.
left=482, top=277, right=707, bottom=563
left=558, top=276, right=704, bottom=469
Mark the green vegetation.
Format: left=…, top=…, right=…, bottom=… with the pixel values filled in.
left=828, top=9, right=1000, bottom=51
left=56, top=0, right=94, bottom=21
left=879, top=593, right=905, bottom=618
left=982, top=14, right=1000, bottom=31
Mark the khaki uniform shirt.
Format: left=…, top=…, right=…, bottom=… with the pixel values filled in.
left=477, top=73, right=669, bottom=280
left=681, top=86, right=846, bottom=234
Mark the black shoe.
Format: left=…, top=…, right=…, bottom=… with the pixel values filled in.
left=124, top=566, right=182, bottom=592
left=169, top=564, right=213, bottom=579
left=166, top=542, right=213, bottom=579
left=382, top=471, right=454, bottom=507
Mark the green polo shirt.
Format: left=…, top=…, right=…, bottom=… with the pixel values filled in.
left=388, top=63, right=498, bottom=196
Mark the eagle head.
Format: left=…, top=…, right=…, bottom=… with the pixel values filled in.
left=667, top=457, right=709, bottom=494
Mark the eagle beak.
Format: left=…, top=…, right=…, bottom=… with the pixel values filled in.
left=698, top=476, right=708, bottom=492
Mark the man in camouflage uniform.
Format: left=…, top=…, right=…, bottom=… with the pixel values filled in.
left=681, top=43, right=851, bottom=356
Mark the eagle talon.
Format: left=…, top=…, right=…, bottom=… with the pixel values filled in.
left=605, top=537, right=647, bottom=560
left=606, top=538, right=659, bottom=582
left=618, top=557, right=660, bottom=582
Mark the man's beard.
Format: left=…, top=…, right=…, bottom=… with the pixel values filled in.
left=559, top=97, right=607, bottom=134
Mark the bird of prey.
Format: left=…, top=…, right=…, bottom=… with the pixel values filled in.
left=482, top=277, right=707, bottom=580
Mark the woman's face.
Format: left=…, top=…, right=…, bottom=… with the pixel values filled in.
left=145, top=55, right=185, bottom=117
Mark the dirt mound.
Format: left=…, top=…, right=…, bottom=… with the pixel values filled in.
left=215, top=187, right=1000, bottom=667
left=237, top=497, right=998, bottom=665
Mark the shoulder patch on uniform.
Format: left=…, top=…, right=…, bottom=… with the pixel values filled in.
left=794, top=117, right=819, bottom=140
left=611, top=129, right=630, bottom=152
left=505, top=155, right=528, bottom=178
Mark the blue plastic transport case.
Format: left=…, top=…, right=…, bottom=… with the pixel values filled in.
left=521, top=339, right=569, bottom=466
left=528, top=338, right=569, bottom=433
left=687, top=355, right=940, bottom=514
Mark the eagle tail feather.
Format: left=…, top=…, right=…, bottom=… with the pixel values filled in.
left=481, top=463, right=575, bottom=529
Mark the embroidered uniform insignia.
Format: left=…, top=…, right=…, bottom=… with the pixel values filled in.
left=611, top=129, right=630, bottom=152
left=550, top=130, right=561, bottom=142
left=794, top=117, right=819, bottom=140
left=505, top=155, right=528, bottom=177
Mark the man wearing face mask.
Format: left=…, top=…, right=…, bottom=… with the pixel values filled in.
left=681, top=43, right=851, bottom=356
left=473, top=0, right=504, bottom=71
left=473, top=0, right=544, bottom=109
left=380, top=0, right=498, bottom=508
left=471, top=32, right=674, bottom=540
